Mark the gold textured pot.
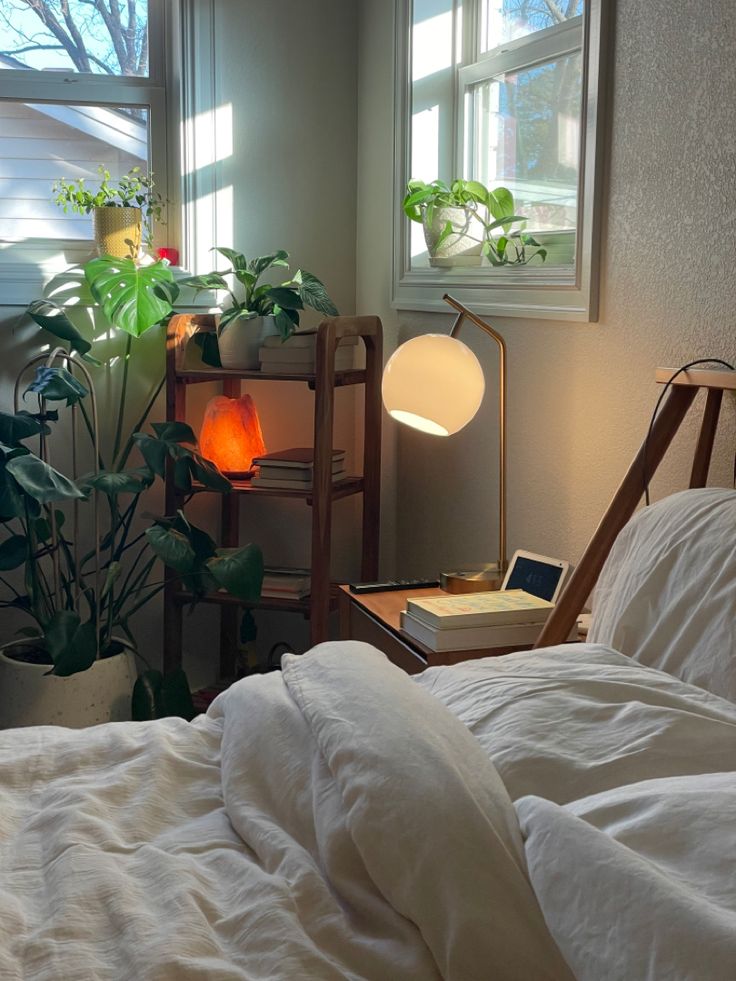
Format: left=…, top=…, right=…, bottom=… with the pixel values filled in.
left=93, top=206, right=142, bottom=259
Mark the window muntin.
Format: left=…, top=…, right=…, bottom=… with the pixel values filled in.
left=0, top=0, right=150, bottom=76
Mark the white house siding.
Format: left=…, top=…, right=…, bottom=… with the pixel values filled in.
left=0, top=101, right=145, bottom=241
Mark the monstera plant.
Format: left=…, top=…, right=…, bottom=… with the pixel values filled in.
left=0, top=255, right=263, bottom=726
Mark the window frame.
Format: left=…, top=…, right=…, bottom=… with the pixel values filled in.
left=0, top=0, right=178, bottom=305
left=392, top=0, right=610, bottom=322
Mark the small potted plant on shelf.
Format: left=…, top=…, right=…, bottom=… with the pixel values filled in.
left=0, top=262, right=263, bottom=729
left=402, top=178, right=546, bottom=267
left=178, top=248, right=339, bottom=370
left=53, top=164, right=165, bottom=259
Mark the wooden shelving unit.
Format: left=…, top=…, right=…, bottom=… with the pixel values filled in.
left=163, top=313, right=383, bottom=676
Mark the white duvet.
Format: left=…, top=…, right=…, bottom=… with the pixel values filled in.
left=0, top=641, right=570, bottom=981
left=419, top=645, right=736, bottom=981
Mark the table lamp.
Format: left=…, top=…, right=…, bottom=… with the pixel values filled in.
left=381, top=293, right=507, bottom=589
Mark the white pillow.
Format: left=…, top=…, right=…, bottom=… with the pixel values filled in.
left=588, top=487, right=736, bottom=702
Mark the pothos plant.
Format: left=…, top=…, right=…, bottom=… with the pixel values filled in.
left=402, top=178, right=547, bottom=266
left=178, top=248, right=339, bottom=366
left=1, top=254, right=264, bottom=719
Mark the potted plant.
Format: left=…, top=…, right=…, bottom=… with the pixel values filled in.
left=0, top=258, right=263, bottom=729
left=178, top=249, right=339, bottom=369
left=402, top=178, right=546, bottom=267
left=53, top=165, right=165, bottom=259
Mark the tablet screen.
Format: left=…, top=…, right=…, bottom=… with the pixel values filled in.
left=503, top=556, right=564, bottom=602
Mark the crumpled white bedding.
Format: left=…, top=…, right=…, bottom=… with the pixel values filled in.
left=0, top=641, right=570, bottom=981
left=418, top=645, right=736, bottom=981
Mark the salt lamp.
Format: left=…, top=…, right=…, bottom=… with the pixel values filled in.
left=199, top=395, right=266, bottom=478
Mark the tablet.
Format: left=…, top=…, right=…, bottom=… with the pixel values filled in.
left=500, top=549, right=570, bottom=603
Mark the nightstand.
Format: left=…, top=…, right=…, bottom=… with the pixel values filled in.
left=337, top=585, right=535, bottom=675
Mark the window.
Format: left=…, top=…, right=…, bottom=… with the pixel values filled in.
left=394, top=0, right=608, bottom=321
left=0, top=0, right=174, bottom=302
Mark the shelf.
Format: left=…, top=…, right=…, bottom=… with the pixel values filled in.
left=176, top=367, right=367, bottom=389
left=175, top=584, right=341, bottom=616
left=190, top=475, right=364, bottom=502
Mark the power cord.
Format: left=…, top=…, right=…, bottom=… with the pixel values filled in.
left=642, top=358, right=735, bottom=506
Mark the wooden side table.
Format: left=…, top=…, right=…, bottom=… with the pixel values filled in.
left=337, top=585, right=534, bottom=674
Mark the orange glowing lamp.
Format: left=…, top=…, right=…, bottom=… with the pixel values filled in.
left=199, top=394, right=266, bottom=478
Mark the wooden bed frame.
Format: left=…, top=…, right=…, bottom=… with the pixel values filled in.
left=536, top=367, right=736, bottom=647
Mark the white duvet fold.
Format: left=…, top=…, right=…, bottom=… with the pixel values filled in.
left=0, top=641, right=571, bottom=980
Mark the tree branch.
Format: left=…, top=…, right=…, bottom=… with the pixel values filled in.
left=59, top=0, right=92, bottom=72
left=19, top=0, right=88, bottom=73
left=93, top=0, right=127, bottom=72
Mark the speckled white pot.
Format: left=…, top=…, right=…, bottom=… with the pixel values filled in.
left=0, top=641, right=138, bottom=730
left=216, top=313, right=280, bottom=369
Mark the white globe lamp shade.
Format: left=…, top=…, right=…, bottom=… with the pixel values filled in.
left=382, top=334, right=485, bottom=436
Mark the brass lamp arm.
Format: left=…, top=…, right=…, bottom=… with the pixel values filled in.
left=443, top=293, right=507, bottom=576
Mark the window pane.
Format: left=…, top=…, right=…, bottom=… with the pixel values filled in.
left=0, top=101, right=149, bottom=240
left=480, top=0, right=583, bottom=52
left=467, top=52, right=581, bottom=261
left=0, top=0, right=149, bottom=76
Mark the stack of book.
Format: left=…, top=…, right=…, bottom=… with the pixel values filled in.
left=261, top=566, right=311, bottom=600
left=251, top=447, right=347, bottom=489
left=400, top=589, right=559, bottom=652
left=259, top=330, right=358, bottom=374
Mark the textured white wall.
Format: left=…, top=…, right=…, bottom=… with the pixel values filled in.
left=357, top=0, right=736, bottom=579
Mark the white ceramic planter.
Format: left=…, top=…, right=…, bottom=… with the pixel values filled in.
left=217, top=313, right=280, bottom=370
left=423, top=205, right=484, bottom=266
left=0, top=641, right=138, bottom=729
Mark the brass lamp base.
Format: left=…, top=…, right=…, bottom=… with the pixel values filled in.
left=440, top=564, right=504, bottom=593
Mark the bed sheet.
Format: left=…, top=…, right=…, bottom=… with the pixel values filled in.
left=0, top=641, right=570, bottom=981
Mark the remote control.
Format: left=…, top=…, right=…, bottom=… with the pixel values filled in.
left=349, top=579, right=440, bottom=594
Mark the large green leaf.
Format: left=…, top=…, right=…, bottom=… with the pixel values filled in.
left=177, top=272, right=230, bottom=293
left=211, top=247, right=248, bottom=271
left=26, top=299, right=93, bottom=358
left=25, top=366, right=88, bottom=407
left=131, top=668, right=164, bottom=721
left=206, top=543, right=263, bottom=601
left=6, top=454, right=84, bottom=504
left=249, top=250, right=290, bottom=277
left=78, top=468, right=153, bottom=496
left=0, top=467, right=26, bottom=520
left=188, top=452, right=232, bottom=493
left=45, top=610, right=98, bottom=677
left=266, top=286, right=303, bottom=311
left=85, top=256, right=178, bottom=338
left=192, top=332, right=222, bottom=368
left=133, top=433, right=169, bottom=478
left=145, top=524, right=196, bottom=572
left=0, top=410, right=46, bottom=446
left=0, top=534, right=27, bottom=570
left=293, top=270, right=339, bottom=316
left=151, top=421, right=197, bottom=444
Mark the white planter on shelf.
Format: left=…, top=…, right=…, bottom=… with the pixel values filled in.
left=0, top=641, right=138, bottom=729
left=423, top=205, right=484, bottom=267
left=216, top=313, right=280, bottom=370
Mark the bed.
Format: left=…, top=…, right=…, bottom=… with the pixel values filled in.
left=2, top=367, right=736, bottom=979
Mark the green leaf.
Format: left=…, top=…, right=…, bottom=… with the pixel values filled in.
left=26, top=299, right=93, bottom=357
left=266, top=286, right=303, bottom=310
left=0, top=468, right=27, bottom=520
left=131, top=669, right=164, bottom=721
left=249, top=250, right=289, bottom=277
left=211, top=247, right=248, bottom=270
left=101, top=561, right=122, bottom=599
left=177, top=272, right=230, bottom=292
left=25, top=366, right=88, bottom=407
left=240, top=609, right=257, bottom=644
left=151, top=421, right=197, bottom=444
left=133, top=433, right=169, bottom=478
left=0, top=410, right=46, bottom=445
left=0, top=534, right=27, bottom=570
left=188, top=452, right=232, bottom=493
left=485, top=214, right=527, bottom=232
left=78, top=468, right=153, bottom=496
left=85, top=257, right=177, bottom=338
left=45, top=611, right=97, bottom=677
left=173, top=456, right=193, bottom=493
left=6, top=454, right=84, bottom=504
left=145, top=524, right=196, bottom=573
left=192, top=332, right=222, bottom=368
left=160, top=668, right=196, bottom=720
left=272, top=307, right=297, bottom=340
left=487, top=187, right=516, bottom=221
left=293, top=270, right=339, bottom=316
left=206, top=543, right=263, bottom=601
